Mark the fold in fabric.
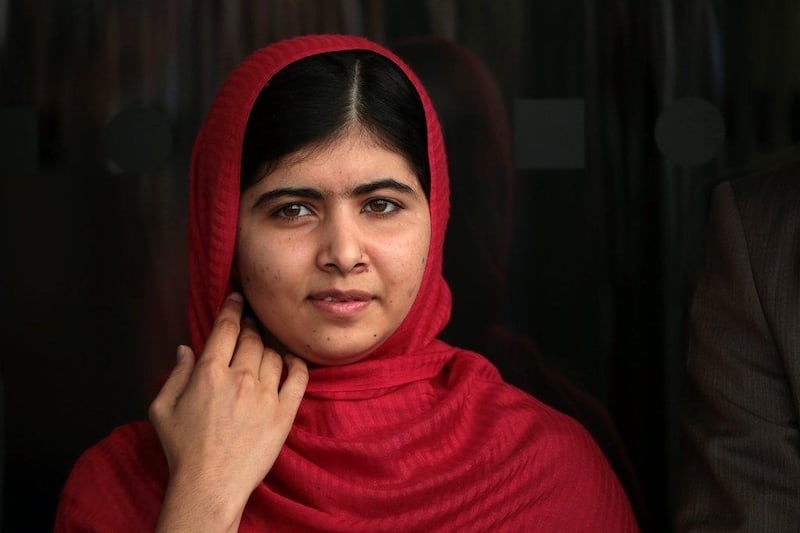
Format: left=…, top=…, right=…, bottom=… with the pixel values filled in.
left=55, top=34, right=638, bottom=532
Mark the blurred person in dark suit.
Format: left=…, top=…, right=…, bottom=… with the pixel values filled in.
left=679, top=160, right=800, bottom=531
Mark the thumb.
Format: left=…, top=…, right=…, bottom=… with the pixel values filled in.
left=156, top=345, right=196, bottom=405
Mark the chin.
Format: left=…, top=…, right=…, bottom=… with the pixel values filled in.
left=294, top=337, right=386, bottom=367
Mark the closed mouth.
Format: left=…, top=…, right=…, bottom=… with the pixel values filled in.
left=308, top=289, right=373, bottom=319
left=309, top=290, right=373, bottom=302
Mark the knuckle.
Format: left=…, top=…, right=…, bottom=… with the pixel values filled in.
left=235, top=371, right=258, bottom=391
left=214, top=316, right=240, bottom=336
left=284, top=387, right=306, bottom=405
left=262, top=347, right=281, bottom=361
left=264, top=352, right=283, bottom=372
left=238, top=327, right=263, bottom=346
left=257, top=385, right=274, bottom=402
left=195, top=359, right=223, bottom=384
left=293, top=362, right=309, bottom=384
left=148, top=399, right=164, bottom=421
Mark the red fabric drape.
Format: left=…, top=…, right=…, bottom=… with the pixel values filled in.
left=55, top=35, right=638, bottom=532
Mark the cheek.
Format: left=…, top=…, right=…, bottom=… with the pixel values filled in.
left=237, top=231, right=315, bottom=301
left=237, top=234, right=285, bottom=294
left=241, top=263, right=279, bottom=290
left=387, top=229, right=430, bottom=301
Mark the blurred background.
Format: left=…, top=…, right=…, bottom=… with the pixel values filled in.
left=2, top=1, right=799, bottom=531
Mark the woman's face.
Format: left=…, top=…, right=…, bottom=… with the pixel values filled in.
left=236, top=129, right=431, bottom=366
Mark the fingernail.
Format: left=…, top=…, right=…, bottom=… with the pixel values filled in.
left=228, top=292, right=243, bottom=302
left=176, top=345, right=188, bottom=362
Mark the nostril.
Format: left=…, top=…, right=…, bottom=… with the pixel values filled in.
left=320, top=258, right=368, bottom=275
left=323, top=262, right=342, bottom=273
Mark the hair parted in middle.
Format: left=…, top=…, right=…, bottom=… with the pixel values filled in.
left=241, top=50, right=430, bottom=198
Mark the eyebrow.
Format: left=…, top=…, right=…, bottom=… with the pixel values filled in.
left=251, top=179, right=416, bottom=210
left=251, top=187, right=324, bottom=210
left=350, top=178, right=416, bottom=197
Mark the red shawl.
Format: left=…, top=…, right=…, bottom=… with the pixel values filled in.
left=55, top=35, right=638, bottom=532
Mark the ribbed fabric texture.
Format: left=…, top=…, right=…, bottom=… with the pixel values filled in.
left=55, top=35, right=638, bottom=532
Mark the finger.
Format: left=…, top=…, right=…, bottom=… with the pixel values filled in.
left=201, top=292, right=244, bottom=366
left=153, top=345, right=196, bottom=407
left=278, top=354, right=309, bottom=416
left=258, top=347, right=284, bottom=390
left=230, top=317, right=264, bottom=373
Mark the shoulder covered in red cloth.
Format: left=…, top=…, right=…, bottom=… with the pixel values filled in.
left=460, top=356, right=639, bottom=532
left=54, top=375, right=638, bottom=532
left=56, top=35, right=637, bottom=532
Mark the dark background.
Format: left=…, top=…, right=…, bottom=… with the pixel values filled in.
left=2, top=1, right=798, bottom=531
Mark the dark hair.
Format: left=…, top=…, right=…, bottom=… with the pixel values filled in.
left=241, top=50, right=429, bottom=197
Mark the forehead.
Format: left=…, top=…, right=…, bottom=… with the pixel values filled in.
left=258, top=129, right=419, bottom=191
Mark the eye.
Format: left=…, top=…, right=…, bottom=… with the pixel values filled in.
left=363, top=198, right=401, bottom=215
left=272, top=203, right=312, bottom=219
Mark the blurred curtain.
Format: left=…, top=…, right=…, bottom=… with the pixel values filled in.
left=8, top=1, right=800, bottom=532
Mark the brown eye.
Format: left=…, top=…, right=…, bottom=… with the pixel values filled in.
left=363, top=199, right=400, bottom=215
left=273, top=203, right=311, bottom=219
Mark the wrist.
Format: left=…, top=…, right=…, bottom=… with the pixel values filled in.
left=157, top=471, right=247, bottom=533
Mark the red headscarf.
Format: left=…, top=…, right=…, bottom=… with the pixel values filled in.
left=56, top=35, right=638, bottom=532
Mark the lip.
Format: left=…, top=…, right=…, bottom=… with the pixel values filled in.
left=308, top=290, right=373, bottom=318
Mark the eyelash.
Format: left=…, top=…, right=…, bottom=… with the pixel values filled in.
left=362, top=198, right=402, bottom=216
left=269, top=198, right=403, bottom=221
left=270, top=203, right=313, bottom=220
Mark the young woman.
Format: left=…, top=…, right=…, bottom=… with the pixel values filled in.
left=56, top=34, right=638, bottom=532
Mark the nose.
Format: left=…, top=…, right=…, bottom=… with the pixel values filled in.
left=316, top=211, right=368, bottom=275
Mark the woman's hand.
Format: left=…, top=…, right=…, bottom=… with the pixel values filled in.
left=149, top=292, right=309, bottom=533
